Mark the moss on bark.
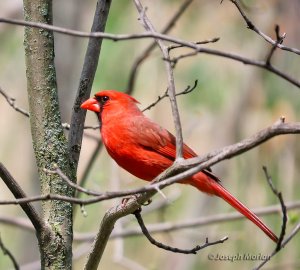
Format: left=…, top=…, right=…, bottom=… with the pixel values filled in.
left=23, top=0, right=75, bottom=269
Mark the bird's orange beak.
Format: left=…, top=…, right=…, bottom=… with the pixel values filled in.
left=81, top=97, right=100, bottom=113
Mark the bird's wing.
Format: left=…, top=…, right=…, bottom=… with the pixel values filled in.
left=130, top=117, right=197, bottom=161
left=129, top=116, right=216, bottom=175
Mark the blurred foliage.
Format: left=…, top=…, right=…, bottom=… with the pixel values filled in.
left=0, top=0, right=300, bottom=269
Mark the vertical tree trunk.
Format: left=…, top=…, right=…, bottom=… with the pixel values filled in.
left=23, top=0, right=75, bottom=269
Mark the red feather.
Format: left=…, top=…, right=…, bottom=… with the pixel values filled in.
left=81, top=90, right=278, bottom=243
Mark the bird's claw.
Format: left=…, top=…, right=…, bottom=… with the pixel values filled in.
left=121, top=195, right=138, bottom=207
left=142, top=198, right=152, bottom=206
left=121, top=196, right=152, bottom=208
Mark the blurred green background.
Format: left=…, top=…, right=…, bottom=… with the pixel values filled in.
left=0, top=0, right=300, bottom=269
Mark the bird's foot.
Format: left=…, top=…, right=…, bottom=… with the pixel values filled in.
left=121, top=196, right=152, bottom=208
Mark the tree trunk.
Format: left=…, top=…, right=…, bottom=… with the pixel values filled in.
left=23, top=0, right=75, bottom=269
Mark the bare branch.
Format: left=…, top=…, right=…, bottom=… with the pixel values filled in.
left=133, top=208, right=228, bottom=254
left=44, top=166, right=101, bottom=196
left=167, top=38, right=219, bottom=52
left=62, top=123, right=100, bottom=130
left=229, top=0, right=300, bottom=55
left=0, top=18, right=299, bottom=88
left=167, top=48, right=300, bottom=88
left=68, top=0, right=112, bottom=166
left=127, top=0, right=194, bottom=92
left=0, top=86, right=100, bottom=132
left=1, top=200, right=300, bottom=241
left=254, top=222, right=300, bottom=270
left=0, top=86, right=29, bottom=117
left=0, top=235, right=19, bottom=270
left=134, top=0, right=184, bottom=159
left=0, top=163, right=45, bottom=234
left=77, top=141, right=103, bottom=192
left=0, top=121, right=300, bottom=206
left=265, top=25, right=286, bottom=66
left=109, top=200, right=300, bottom=240
left=142, top=80, right=198, bottom=111
left=262, top=166, right=287, bottom=250
left=0, top=215, right=34, bottom=231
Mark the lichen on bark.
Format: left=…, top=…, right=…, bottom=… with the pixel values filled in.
left=23, top=0, right=75, bottom=269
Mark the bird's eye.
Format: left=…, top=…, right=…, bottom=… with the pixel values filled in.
left=96, top=95, right=110, bottom=104
left=101, top=96, right=110, bottom=103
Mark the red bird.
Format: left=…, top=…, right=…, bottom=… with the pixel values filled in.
left=81, top=90, right=278, bottom=243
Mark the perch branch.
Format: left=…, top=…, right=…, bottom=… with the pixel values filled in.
left=0, top=121, right=300, bottom=206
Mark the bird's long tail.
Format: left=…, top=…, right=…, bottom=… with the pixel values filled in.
left=189, top=174, right=278, bottom=243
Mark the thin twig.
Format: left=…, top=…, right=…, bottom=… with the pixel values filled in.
left=167, top=48, right=300, bottom=88
left=265, top=25, right=286, bottom=66
left=253, top=222, right=300, bottom=270
left=62, top=123, right=100, bottom=130
left=77, top=140, right=103, bottom=190
left=142, top=80, right=198, bottom=111
left=0, top=86, right=29, bottom=117
left=44, top=166, right=101, bottom=196
left=134, top=0, right=184, bottom=159
left=0, top=235, right=19, bottom=270
left=167, top=38, right=219, bottom=52
left=262, top=166, right=287, bottom=251
left=0, top=18, right=299, bottom=88
left=127, top=0, right=194, bottom=92
left=229, top=0, right=300, bottom=56
left=133, top=209, right=228, bottom=254
left=0, top=86, right=99, bottom=131
left=0, top=163, right=45, bottom=234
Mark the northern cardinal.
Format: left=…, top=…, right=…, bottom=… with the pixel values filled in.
left=81, top=90, right=278, bottom=243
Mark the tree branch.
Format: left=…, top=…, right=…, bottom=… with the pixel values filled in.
left=0, top=163, right=45, bottom=234
left=44, top=166, right=100, bottom=196
left=133, top=208, right=228, bottom=254
left=167, top=48, right=300, bottom=88
left=0, top=86, right=99, bottom=131
left=0, top=120, right=300, bottom=206
left=134, top=0, right=184, bottom=159
left=1, top=200, right=300, bottom=241
left=142, top=80, right=198, bottom=112
left=68, top=0, right=112, bottom=167
left=1, top=17, right=299, bottom=88
left=0, top=86, right=29, bottom=117
left=254, top=222, right=300, bottom=270
left=265, top=25, right=286, bottom=66
left=0, top=235, right=19, bottom=270
left=77, top=140, right=103, bottom=191
left=23, top=0, right=76, bottom=267
left=127, top=0, right=194, bottom=92
left=263, top=166, right=287, bottom=251
left=229, top=0, right=300, bottom=55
